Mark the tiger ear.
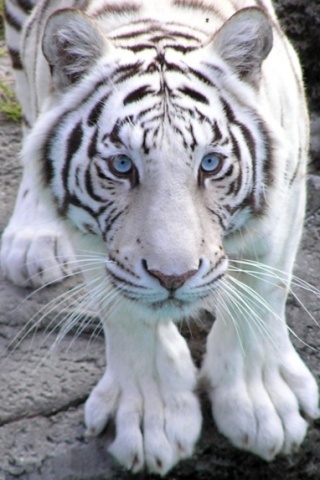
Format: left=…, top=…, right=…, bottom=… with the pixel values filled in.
left=211, top=7, right=273, bottom=84
left=42, top=9, right=107, bottom=89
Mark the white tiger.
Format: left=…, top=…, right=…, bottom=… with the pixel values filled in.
left=2, top=0, right=319, bottom=475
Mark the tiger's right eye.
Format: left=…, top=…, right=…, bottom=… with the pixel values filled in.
left=107, top=155, right=139, bottom=187
left=109, top=155, right=133, bottom=176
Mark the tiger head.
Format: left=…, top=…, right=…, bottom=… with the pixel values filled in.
left=32, top=6, right=274, bottom=320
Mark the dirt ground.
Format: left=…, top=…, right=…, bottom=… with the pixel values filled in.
left=1, top=5, right=320, bottom=479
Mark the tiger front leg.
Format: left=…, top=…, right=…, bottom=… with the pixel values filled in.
left=85, top=313, right=202, bottom=475
left=1, top=167, right=77, bottom=287
left=201, top=261, right=319, bottom=460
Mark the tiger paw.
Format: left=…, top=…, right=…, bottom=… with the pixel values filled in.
left=201, top=337, right=319, bottom=460
left=0, top=223, right=77, bottom=288
left=85, top=322, right=202, bottom=475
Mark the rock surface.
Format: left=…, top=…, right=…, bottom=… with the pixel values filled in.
left=1, top=1, right=320, bottom=478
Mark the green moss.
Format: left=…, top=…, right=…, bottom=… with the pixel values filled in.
left=0, top=81, right=22, bottom=122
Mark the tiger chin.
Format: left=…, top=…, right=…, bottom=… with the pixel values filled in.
left=1, top=0, right=319, bottom=476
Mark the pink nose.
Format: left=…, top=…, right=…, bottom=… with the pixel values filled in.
left=147, top=268, right=198, bottom=290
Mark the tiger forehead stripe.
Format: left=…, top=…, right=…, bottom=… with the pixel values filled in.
left=110, top=18, right=205, bottom=44
left=173, top=0, right=226, bottom=16
left=112, top=61, right=145, bottom=84
left=92, top=1, right=141, bottom=16
left=87, top=93, right=111, bottom=126
left=178, top=86, right=209, bottom=105
left=123, top=86, right=157, bottom=106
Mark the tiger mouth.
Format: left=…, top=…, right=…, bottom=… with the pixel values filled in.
left=149, top=298, right=192, bottom=311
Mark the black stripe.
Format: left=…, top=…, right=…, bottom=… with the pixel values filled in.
left=43, top=144, right=53, bottom=186
left=108, top=121, right=122, bottom=146
left=4, top=8, right=22, bottom=31
left=113, top=62, right=144, bottom=84
left=96, top=200, right=116, bottom=217
left=105, top=115, right=135, bottom=146
left=109, top=255, right=141, bottom=280
left=189, top=67, right=216, bottom=88
left=125, top=44, right=155, bottom=53
left=289, top=147, right=301, bottom=187
left=221, top=97, right=257, bottom=199
left=85, top=166, right=108, bottom=203
left=222, top=97, right=256, bottom=159
left=60, top=121, right=84, bottom=211
left=66, top=121, right=84, bottom=163
left=87, top=93, right=110, bottom=126
left=211, top=121, right=223, bottom=143
left=94, top=2, right=141, bottom=15
left=201, top=256, right=227, bottom=280
left=123, top=85, right=154, bottom=106
left=225, top=180, right=236, bottom=196
left=167, top=44, right=197, bottom=54
left=111, top=23, right=162, bottom=40
left=106, top=269, right=145, bottom=291
left=221, top=97, right=236, bottom=123
left=207, top=207, right=227, bottom=230
left=188, top=122, right=197, bottom=151
left=87, top=127, right=99, bottom=158
left=137, top=103, right=161, bottom=121
left=165, top=30, right=201, bottom=42
left=259, top=119, right=273, bottom=188
left=142, top=128, right=151, bottom=155
left=203, top=62, right=225, bottom=77
left=229, top=129, right=242, bottom=196
left=174, top=125, right=188, bottom=149
left=173, top=0, right=224, bottom=16
left=16, top=0, right=35, bottom=14
left=104, top=208, right=126, bottom=236
left=179, top=86, right=209, bottom=105
left=7, top=47, right=23, bottom=69
left=42, top=75, right=117, bottom=186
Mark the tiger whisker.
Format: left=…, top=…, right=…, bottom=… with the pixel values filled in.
left=226, top=274, right=314, bottom=351
left=59, top=282, right=122, bottom=354
left=229, top=258, right=320, bottom=297
left=228, top=260, right=320, bottom=330
left=38, top=279, right=121, bottom=364
left=7, top=264, right=108, bottom=354
left=214, top=286, right=246, bottom=355
left=221, top=277, right=282, bottom=354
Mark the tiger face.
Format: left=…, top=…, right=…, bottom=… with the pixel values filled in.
left=31, top=8, right=272, bottom=319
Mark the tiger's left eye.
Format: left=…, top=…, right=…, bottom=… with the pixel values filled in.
left=200, top=153, right=222, bottom=174
left=198, top=153, right=225, bottom=187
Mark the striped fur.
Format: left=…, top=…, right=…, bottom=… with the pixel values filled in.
left=2, top=0, right=318, bottom=475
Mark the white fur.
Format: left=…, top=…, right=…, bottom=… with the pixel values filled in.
left=2, top=0, right=318, bottom=475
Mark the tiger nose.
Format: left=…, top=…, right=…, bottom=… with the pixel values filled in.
left=143, top=260, right=199, bottom=290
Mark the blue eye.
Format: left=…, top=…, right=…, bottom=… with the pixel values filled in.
left=200, top=153, right=222, bottom=174
left=110, top=155, right=133, bottom=176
